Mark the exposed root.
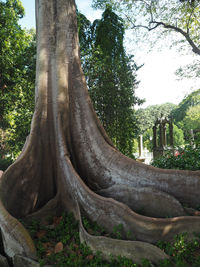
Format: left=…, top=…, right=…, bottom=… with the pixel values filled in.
left=70, top=61, right=200, bottom=211
left=0, top=129, right=57, bottom=218
left=25, top=193, right=62, bottom=224
left=79, top=214, right=169, bottom=265
left=57, top=150, right=200, bottom=244
left=184, top=207, right=200, bottom=216
left=97, top=185, right=186, bottom=218
left=0, top=200, right=37, bottom=262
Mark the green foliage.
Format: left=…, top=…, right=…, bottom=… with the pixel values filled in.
left=112, top=224, right=123, bottom=239
left=0, top=0, right=36, bottom=158
left=82, top=215, right=136, bottom=240
left=172, top=124, right=185, bottom=147
left=93, top=0, right=200, bottom=54
left=0, top=155, right=13, bottom=171
left=157, top=233, right=200, bottom=266
left=136, top=103, right=177, bottom=134
left=172, top=89, right=200, bottom=123
left=151, top=145, right=200, bottom=170
left=23, top=213, right=138, bottom=267
left=77, top=11, right=93, bottom=71
left=93, top=0, right=200, bottom=84
left=171, top=89, right=200, bottom=146
left=182, top=105, right=200, bottom=147
left=78, top=7, right=143, bottom=158
left=183, top=105, right=200, bottom=130
left=135, top=103, right=185, bottom=151
left=23, top=212, right=200, bottom=267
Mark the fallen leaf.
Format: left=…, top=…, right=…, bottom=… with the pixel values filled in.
left=46, top=249, right=54, bottom=256
left=86, top=255, right=94, bottom=260
left=36, top=230, right=46, bottom=239
left=54, top=242, right=63, bottom=253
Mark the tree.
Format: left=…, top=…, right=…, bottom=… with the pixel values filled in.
left=0, top=0, right=36, bottom=158
left=183, top=105, right=200, bottom=130
left=1, top=0, right=200, bottom=265
left=172, top=88, right=200, bottom=122
left=93, top=0, right=200, bottom=55
left=1, top=30, right=36, bottom=158
left=183, top=105, right=200, bottom=146
left=78, top=8, right=143, bottom=157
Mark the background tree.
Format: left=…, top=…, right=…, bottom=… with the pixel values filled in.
left=172, top=88, right=200, bottom=123
left=78, top=7, right=143, bottom=157
left=0, top=0, right=36, bottom=160
left=136, top=102, right=177, bottom=133
left=135, top=103, right=185, bottom=151
left=183, top=105, right=200, bottom=146
left=77, top=11, right=93, bottom=74
left=183, top=105, right=200, bottom=130
left=171, top=89, right=200, bottom=144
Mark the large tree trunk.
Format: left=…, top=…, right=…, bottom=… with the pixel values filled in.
left=0, top=0, right=200, bottom=265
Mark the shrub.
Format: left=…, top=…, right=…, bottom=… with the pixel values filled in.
left=151, top=145, right=200, bottom=171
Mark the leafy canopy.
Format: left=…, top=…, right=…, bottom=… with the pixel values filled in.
left=0, top=0, right=36, bottom=158
left=183, top=105, right=200, bottom=131
left=136, top=103, right=177, bottom=134
left=93, top=0, right=200, bottom=55
left=78, top=7, right=143, bottom=157
left=172, top=89, right=200, bottom=122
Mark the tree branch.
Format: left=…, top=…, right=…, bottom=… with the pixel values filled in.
left=130, top=16, right=200, bottom=56
left=150, top=20, right=200, bottom=55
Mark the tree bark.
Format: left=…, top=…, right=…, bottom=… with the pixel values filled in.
left=0, top=0, right=200, bottom=264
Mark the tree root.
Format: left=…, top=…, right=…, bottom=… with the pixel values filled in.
left=79, top=216, right=169, bottom=265
left=0, top=200, right=36, bottom=262
left=97, top=185, right=186, bottom=218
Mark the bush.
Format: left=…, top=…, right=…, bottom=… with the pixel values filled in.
left=0, top=156, right=13, bottom=171
left=151, top=145, right=200, bottom=171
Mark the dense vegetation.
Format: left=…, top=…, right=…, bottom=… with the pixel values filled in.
left=78, top=7, right=143, bottom=157
left=22, top=211, right=200, bottom=267
left=0, top=0, right=35, bottom=160
left=152, top=145, right=200, bottom=170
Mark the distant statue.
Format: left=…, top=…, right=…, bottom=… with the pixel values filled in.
left=153, top=115, right=174, bottom=158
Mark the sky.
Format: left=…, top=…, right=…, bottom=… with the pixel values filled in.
left=19, top=0, right=200, bottom=108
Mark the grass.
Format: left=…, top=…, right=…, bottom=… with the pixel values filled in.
left=22, top=212, right=200, bottom=267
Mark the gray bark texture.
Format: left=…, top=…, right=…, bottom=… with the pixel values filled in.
left=0, top=0, right=200, bottom=265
